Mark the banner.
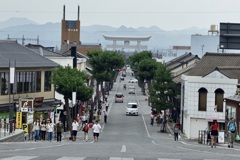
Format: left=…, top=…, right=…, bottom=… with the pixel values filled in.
left=16, top=112, right=22, bottom=129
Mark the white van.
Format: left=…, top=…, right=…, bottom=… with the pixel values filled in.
left=126, top=102, right=138, bottom=116
left=128, top=85, right=135, bottom=94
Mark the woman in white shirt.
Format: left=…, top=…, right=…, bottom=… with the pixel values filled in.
left=46, top=118, right=54, bottom=142
left=40, top=119, right=47, bottom=141
left=33, top=119, right=40, bottom=141
left=72, top=119, right=79, bottom=141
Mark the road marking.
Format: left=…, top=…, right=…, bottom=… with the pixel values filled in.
left=157, top=158, right=181, bottom=160
left=57, top=157, right=86, bottom=160
left=152, top=140, right=158, bottom=145
left=142, top=114, right=150, bottom=138
left=1, top=156, right=38, bottom=160
left=121, top=145, right=126, bottom=152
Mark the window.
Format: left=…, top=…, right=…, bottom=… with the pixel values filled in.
left=36, top=71, right=41, bottom=92
left=44, top=71, right=51, bottom=92
left=215, top=88, right=224, bottom=112
left=0, top=72, right=9, bottom=95
left=198, top=88, right=208, bottom=111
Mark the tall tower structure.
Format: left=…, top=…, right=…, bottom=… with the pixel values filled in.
left=61, top=5, right=80, bottom=45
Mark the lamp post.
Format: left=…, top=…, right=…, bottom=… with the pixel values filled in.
left=9, top=60, right=15, bottom=133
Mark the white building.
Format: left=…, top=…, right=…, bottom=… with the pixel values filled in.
left=181, top=52, right=240, bottom=139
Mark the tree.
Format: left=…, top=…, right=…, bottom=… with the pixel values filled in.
left=138, top=58, right=158, bottom=94
left=129, top=50, right=152, bottom=73
left=51, top=66, right=92, bottom=133
left=87, top=50, right=125, bottom=122
left=149, top=63, right=175, bottom=113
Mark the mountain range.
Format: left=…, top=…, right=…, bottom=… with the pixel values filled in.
left=0, top=17, right=209, bottom=52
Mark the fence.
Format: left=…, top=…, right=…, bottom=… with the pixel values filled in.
left=0, top=122, right=15, bottom=139
left=198, top=130, right=211, bottom=145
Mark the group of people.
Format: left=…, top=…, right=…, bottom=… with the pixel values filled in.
left=209, top=118, right=238, bottom=148
left=32, top=118, right=60, bottom=142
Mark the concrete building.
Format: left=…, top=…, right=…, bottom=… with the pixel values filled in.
left=181, top=53, right=240, bottom=139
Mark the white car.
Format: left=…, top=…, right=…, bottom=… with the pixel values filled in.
left=128, top=78, right=138, bottom=83
left=126, top=102, right=138, bottom=116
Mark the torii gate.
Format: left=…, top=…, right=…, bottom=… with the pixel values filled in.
left=102, top=34, right=151, bottom=52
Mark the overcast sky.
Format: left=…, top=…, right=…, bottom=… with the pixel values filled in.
left=1, top=0, right=240, bottom=30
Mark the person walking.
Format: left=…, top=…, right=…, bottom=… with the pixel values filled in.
left=46, top=118, right=54, bottom=142
left=150, top=114, right=154, bottom=126
left=72, top=119, right=79, bottom=141
left=210, top=120, right=219, bottom=148
left=173, top=124, right=180, bottom=141
left=105, top=101, right=109, bottom=112
left=40, top=119, right=47, bottom=141
left=83, top=122, right=89, bottom=141
left=103, top=110, right=108, bottom=124
left=56, top=121, right=63, bottom=142
left=227, top=117, right=238, bottom=148
left=33, top=119, right=40, bottom=141
left=92, top=121, right=101, bottom=142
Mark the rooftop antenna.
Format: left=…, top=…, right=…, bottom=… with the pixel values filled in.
left=78, top=5, right=80, bottom=20
left=63, top=5, right=65, bottom=20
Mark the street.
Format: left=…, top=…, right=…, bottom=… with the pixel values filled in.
left=0, top=70, right=240, bottom=160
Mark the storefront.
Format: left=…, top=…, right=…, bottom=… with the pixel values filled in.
left=225, top=96, right=240, bottom=134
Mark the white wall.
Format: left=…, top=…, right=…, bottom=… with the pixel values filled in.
left=181, top=74, right=238, bottom=139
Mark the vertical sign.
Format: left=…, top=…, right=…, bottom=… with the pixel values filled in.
left=10, top=67, right=15, bottom=84
left=16, top=112, right=22, bottom=129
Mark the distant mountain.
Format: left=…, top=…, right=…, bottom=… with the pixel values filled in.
left=0, top=17, right=208, bottom=53
left=0, top=17, right=38, bottom=29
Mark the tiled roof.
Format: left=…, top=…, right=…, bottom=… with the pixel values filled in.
left=166, top=52, right=200, bottom=70
left=217, top=66, right=240, bottom=82
left=27, top=46, right=62, bottom=57
left=188, top=52, right=240, bottom=77
left=0, top=40, right=59, bottom=68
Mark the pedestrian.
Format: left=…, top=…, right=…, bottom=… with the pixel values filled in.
left=210, top=120, right=219, bottom=148
left=227, top=117, right=238, bottom=148
left=81, top=114, right=86, bottom=127
left=71, top=119, right=79, bottom=141
left=46, top=118, right=54, bottom=142
left=150, top=114, right=154, bottom=126
left=105, top=101, right=109, bottom=112
left=33, top=119, right=40, bottom=141
left=156, top=114, right=160, bottom=126
left=56, top=121, right=63, bottom=142
left=92, top=121, right=101, bottom=142
left=40, top=119, right=47, bottom=141
left=103, top=110, right=108, bottom=123
left=83, top=121, right=89, bottom=141
left=173, top=124, right=180, bottom=141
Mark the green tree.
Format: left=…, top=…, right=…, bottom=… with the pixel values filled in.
left=149, top=63, right=175, bottom=113
left=51, top=66, right=92, bottom=132
left=87, top=50, right=124, bottom=122
left=129, top=50, right=152, bottom=73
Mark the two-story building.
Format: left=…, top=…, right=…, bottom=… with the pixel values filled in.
left=0, top=40, right=60, bottom=126
left=181, top=52, right=240, bottom=139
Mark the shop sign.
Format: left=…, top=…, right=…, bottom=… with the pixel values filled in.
left=27, top=113, right=34, bottom=124
left=16, top=112, right=22, bottom=129
left=20, top=99, right=33, bottom=112
left=34, top=97, right=44, bottom=107
left=22, top=123, right=28, bottom=133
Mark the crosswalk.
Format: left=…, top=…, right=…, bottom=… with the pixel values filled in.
left=0, top=156, right=218, bottom=160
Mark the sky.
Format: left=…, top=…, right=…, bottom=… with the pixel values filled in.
left=1, top=0, right=240, bottom=30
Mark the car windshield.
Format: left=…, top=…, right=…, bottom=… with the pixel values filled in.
left=127, top=104, right=138, bottom=108
left=116, top=94, right=123, bottom=98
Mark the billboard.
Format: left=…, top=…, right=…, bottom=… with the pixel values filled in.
left=220, top=23, right=240, bottom=50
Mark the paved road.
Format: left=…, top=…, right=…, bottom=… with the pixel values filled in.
left=1, top=69, right=240, bottom=160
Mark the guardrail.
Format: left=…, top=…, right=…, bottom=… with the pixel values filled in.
left=0, top=122, right=15, bottom=139
left=198, top=130, right=211, bottom=145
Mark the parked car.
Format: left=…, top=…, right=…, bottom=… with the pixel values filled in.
left=122, top=72, right=126, bottom=77
left=115, top=93, right=124, bottom=103
left=128, top=78, right=138, bottom=83
left=120, top=77, right=124, bottom=81
left=126, top=102, right=138, bottom=116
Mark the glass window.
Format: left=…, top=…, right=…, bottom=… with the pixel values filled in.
left=44, top=71, right=51, bottom=92
left=215, top=88, right=224, bottom=112
left=0, top=72, right=9, bottom=95
left=198, top=88, right=207, bottom=111
left=36, top=71, right=41, bottom=92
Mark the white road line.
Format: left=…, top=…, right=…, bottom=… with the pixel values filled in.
left=0, top=156, right=38, bottom=160
left=157, top=158, right=181, bottom=160
left=142, top=114, right=150, bottom=138
left=152, top=140, right=158, bottom=145
left=56, top=157, right=86, bottom=160
left=121, top=145, right=126, bottom=152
